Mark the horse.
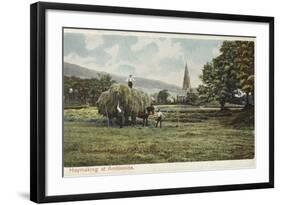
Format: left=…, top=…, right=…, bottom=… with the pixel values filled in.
left=131, top=105, right=155, bottom=127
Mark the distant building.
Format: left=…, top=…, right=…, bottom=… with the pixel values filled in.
left=182, top=63, right=191, bottom=92
left=177, top=62, right=197, bottom=103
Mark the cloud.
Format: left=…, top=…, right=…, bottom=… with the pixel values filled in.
left=84, top=34, right=104, bottom=50
left=105, top=44, right=120, bottom=61
left=132, top=37, right=183, bottom=60
left=64, top=33, right=88, bottom=57
left=159, top=57, right=184, bottom=72
left=63, top=29, right=226, bottom=87
left=116, top=64, right=136, bottom=76
left=131, top=38, right=155, bottom=52
left=64, top=52, right=104, bottom=71
left=129, top=37, right=185, bottom=83
left=155, top=38, right=183, bottom=59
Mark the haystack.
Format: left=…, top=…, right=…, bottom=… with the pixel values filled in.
left=97, top=84, right=150, bottom=117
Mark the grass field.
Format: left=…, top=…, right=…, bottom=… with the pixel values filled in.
left=64, top=105, right=254, bottom=167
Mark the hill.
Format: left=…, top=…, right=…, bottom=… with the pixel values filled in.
left=64, top=62, right=182, bottom=95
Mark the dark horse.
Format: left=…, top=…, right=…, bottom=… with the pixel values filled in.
left=131, top=105, right=155, bottom=127
left=114, top=105, right=155, bottom=128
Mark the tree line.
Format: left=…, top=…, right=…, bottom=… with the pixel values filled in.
left=198, top=40, right=254, bottom=110
left=64, top=74, right=116, bottom=106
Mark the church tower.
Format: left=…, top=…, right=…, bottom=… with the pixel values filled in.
left=182, top=62, right=191, bottom=91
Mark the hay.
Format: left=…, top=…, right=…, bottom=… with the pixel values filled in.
left=97, top=84, right=151, bottom=117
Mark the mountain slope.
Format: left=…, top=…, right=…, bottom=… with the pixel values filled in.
left=64, top=62, right=182, bottom=94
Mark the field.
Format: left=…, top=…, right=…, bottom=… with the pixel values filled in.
left=64, top=105, right=254, bottom=167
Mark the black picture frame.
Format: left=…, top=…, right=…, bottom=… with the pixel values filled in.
left=30, top=2, right=274, bottom=203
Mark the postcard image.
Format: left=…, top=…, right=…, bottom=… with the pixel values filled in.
left=63, top=28, right=255, bottom=177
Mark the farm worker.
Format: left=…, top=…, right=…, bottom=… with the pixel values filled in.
left=155, top=109, right=164, bottom=128
left=117, top=103, right=124, bottom=128
left=126, top=74, right=135, bottom=88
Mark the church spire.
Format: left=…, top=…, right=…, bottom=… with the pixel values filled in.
left=182, top=62, right=191, bottom=91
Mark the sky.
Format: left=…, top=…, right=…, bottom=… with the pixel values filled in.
left=64, top=28, right=224, bottom=87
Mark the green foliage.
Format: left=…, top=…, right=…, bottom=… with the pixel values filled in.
left=64, top=74, right=116, bottom=106
left=199, top=40, right=255, bottom=109
left=234, top=41, right=255, bottom=94
left=157, top=89, right=170, bottom=104
left=185, top=92, right=200, bottom=105
left=96, top=84, right=150, bottom=117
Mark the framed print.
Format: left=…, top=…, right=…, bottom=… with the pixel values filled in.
left=30, top=2, right=274, bottom=203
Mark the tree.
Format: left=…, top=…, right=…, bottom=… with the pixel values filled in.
left=234, top=41, right=254, bottom=106
left=88, top=78, right=100, bottom=105
left=98, top=73, right=116, bottom=92
left=186, top=92, right=199, bottom=105
left=89, top=74, right=116, bottom=105
left=199, top=40, right=255, bottom=109
left=198, top=41, right=240, bottom=110
left=157, top=89, right=170, bottom=104
left=63, top=74, right=116, bottom=106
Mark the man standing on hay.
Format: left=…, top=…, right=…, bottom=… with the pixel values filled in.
left=126, top=74, right=135, bottom=88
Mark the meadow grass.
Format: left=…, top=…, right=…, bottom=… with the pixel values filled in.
left=64, top=107, right=102, bottom=122
left=64, top=106, right=254, bottom=167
